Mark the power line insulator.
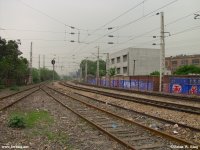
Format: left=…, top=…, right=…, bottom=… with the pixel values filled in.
left=108, top=35, right=114, bottom=37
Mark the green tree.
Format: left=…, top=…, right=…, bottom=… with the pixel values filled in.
left=174, top=65, right=200, bottom=75
left=80, top=59, right=106, bottom=77
left=150, top=71, right=160, bottom=76
left=32, top=68, right=60, bottom=83
left=32, top=68, right=40, bottom=83
left=0, top=37, right=29, bottom=85
left=108, top=67, right=116, bottom=77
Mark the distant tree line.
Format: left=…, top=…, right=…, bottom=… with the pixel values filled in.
left=32, top=68, right=60, bottom=83
left=173, top=65, right=200, bottom=75
left=0, top=37, right=60, bottom=86
left=0, top=37, right=29, bottom=86
left=150, top=65, right=200, bottom=76
left=80, top=59, right=106, bottom=78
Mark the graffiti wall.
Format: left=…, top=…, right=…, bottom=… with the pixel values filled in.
left=87, top=76, right=200, bottom=95
left=170, top=77, right=200, bottom=95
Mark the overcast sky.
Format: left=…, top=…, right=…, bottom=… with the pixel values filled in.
left=0, top=0, right=200, bottom=75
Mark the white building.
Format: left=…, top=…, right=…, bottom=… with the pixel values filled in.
left=109, top=47, right=160, bottom=76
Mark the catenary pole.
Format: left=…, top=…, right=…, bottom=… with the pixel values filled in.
left=159, top=12, right=165, bottom=92
left=85, top=58, right=88, bottom=82
left=38, top=54, right=40, bottom=82
left=97, top=46, right=100, bottom=85
left=28, top=42, right=33, bottom=84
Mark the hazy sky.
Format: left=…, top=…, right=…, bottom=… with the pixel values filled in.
left=0, top=0, right=200, bottom=75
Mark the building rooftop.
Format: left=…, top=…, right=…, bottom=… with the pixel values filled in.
left=166, top=54, right=200, bottom=59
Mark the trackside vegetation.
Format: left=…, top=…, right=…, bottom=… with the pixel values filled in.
left=0, top=37, right=60, bottom=86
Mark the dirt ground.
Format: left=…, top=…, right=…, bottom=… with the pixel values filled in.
left=0, top=87, right=126, bottom=150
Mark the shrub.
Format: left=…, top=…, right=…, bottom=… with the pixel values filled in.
left=0, top=84, right=5, bottom=89
left=9, top=85, right=20, bottom=91
left=8, top=115, right=25, bottom=128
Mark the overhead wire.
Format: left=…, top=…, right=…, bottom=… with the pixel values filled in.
left=170, top=25, right=200, bottom=36
left=73, top=0, right=178, bottom=56
left=18, top=0, right=86, bottom=31
left=105, top=9, right=200, bottom=52
left=71, top=0, right=148, bottom=54
left=87, top=0, right=148, bottom=35
left=88, top=0, right=178, bottom=45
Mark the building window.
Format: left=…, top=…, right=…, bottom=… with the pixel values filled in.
left=165, top=61, right=168, bottom=66
left=123, top=67, right=127, bottom=74
left=172, top=61, right=177, bottom=65
left=181, top=60, right=188, bottom=65
left=117, top=68, right=120, bottom=74
left=123, top=55, right=127, bottom=62
left=111, top=58, right=115, bottom=64
left=117, top=57, right=120, bottom=63
left=192, top=59, right=199, bottom=64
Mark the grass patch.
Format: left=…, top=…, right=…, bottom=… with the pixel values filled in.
left=8, top=110, right=73, bottom=149
left=30, top=128, right=72, bottom=149
left=9, top=85, right=20, bottom=91
left=0, top=84, right=5, bottom=89
left=31, top=129, right=70, bottom=145
left=8, top=110, right=53, bottom=128
left=8, top=115, right=26, bottom=128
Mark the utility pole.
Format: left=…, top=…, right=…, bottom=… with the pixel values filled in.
left=97, top=46, right=100, bottom=85
left=80, top=65, right=82, bottom=82
left=159, top=12, right=165, bottom=92
left=85, top=58, right=88, bottom=82
left=38, top=54, right=41, bottom=82
left=28, top=42, right=33, bottom=84
left=78, top=30, right=80, bottom=43
left=105, top=53, right=110, bottom=78
left=133, top=59, right=136, bottom=75
left=43, top=55, right=45, bottom=68
left=127, top=52, right=129, bottom=76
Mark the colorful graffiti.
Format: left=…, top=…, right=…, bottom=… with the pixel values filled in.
left=170, top=78, right=200, bottom=95
left=90, top=79, right=153, bottom=91
left=87, top=76, right=200, bottom=95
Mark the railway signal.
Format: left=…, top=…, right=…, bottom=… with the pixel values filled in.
left=51, top=59, right=55, bottom=82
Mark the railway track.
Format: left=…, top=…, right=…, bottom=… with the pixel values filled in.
left=42, top=85, right=198, bottom=150
left=71, top=90, right=200, bottom=132
left=59, top=82, right=200, bottom=115
left=75, top=81, right=200, bottom=102
left=0, top=85, right=41, bottom=111
left=0, top=84, right=40, bottom=100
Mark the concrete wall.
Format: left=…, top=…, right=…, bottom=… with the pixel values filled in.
left=128, top=48, right=160, bottom=75
left=109, top=47, right=160, bottom=75
left=109, top=48, right=129, bottom=75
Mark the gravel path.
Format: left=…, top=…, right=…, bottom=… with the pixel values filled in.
left=61, top=82, right=200, bottom=129
left=0, top=87, right=126, bottom=149
left=54, top=82, right=200, bottom=144
left=0, top=84, right=38, bottom=98
left=68, top=82, right=200, bottom=108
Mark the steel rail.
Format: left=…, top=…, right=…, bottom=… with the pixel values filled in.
left=73, top=91, right=200, bottom=132
left=0, top=84, right=40, bottom=101
left=46, top=85, right=198, bottom=146
left=0, top=87, right=40, bottom=111
left=41, top=87, right=136, bottom=150
left=74, top=81, right=200, bottom=102
left=60, top=82, right=200, bottom=115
